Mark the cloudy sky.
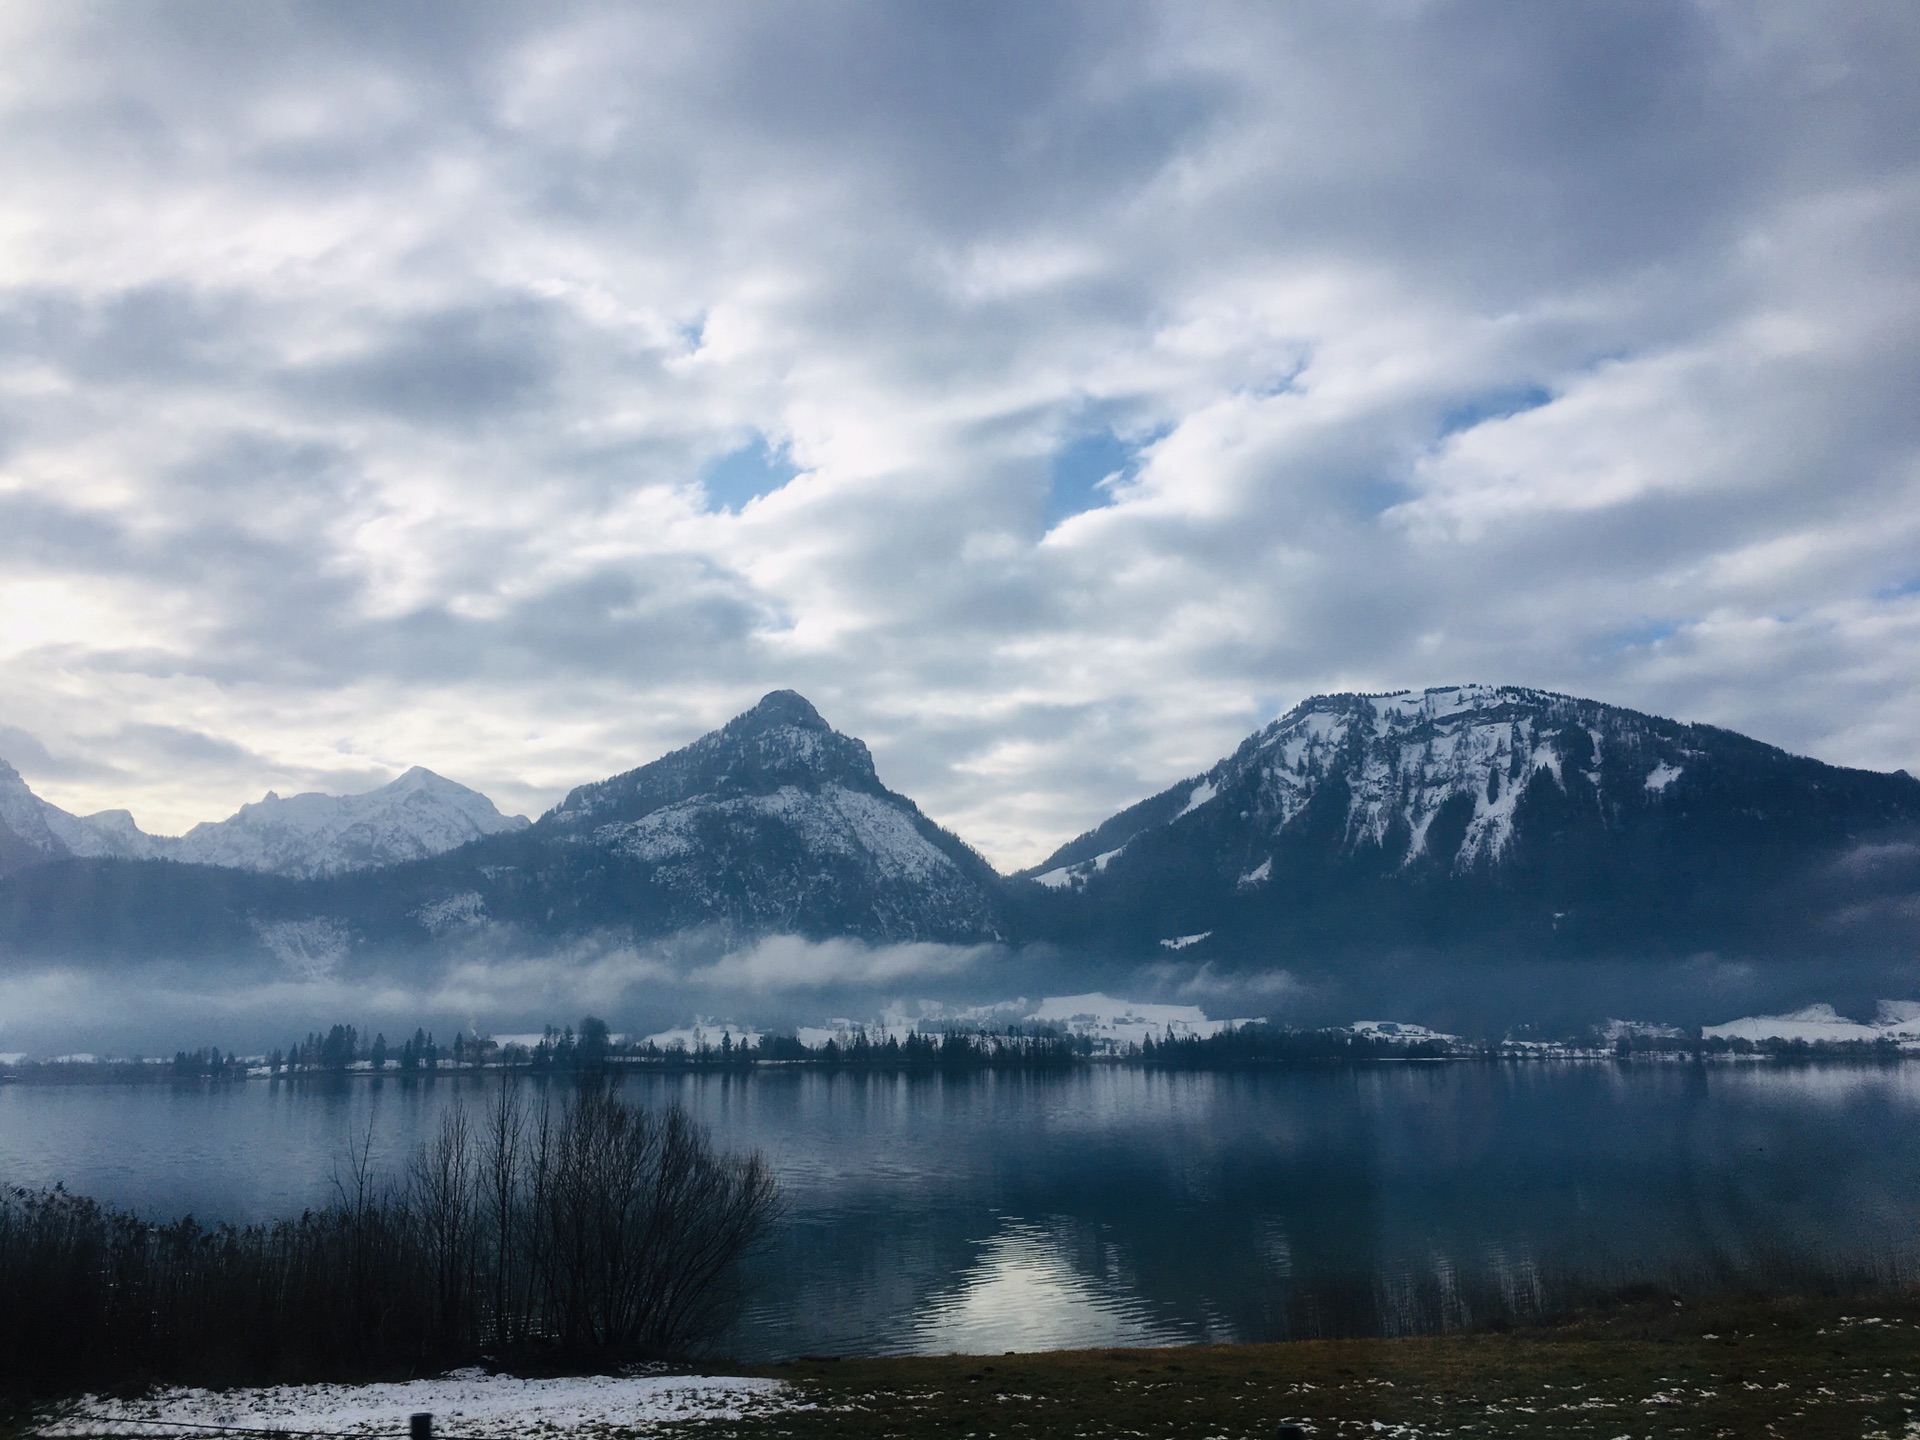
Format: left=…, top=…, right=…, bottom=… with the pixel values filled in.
left=1, top=1, right=1917, bottom=870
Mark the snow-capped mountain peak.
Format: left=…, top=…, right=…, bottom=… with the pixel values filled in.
left=1026, top=684, right=1721, bottom=883
left=545, top=689, right=887, bottom=829
left=0, top=757, right=163, bottom=866
left=1010, top=682, right=1920, bottom=965
left=171, top=768, right=531, bottom=878
left=532, top=691, right=1005, bottom=941
left=0, top=752, right=529, bottom=879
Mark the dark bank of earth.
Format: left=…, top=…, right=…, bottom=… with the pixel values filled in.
left=710, top=1291, right=1920, bottom=1440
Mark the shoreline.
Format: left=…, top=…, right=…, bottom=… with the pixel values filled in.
left=16, top=1290, right=1920, bottom=1439
left=6, top=1045, right=1919, bottom=1086
left=722, top=1289, right=1920, bottom=1440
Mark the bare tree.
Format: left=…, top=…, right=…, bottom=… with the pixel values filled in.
left=408, top=1108, right=477, bottom=1352
left=525, top=1080, right=781, bottom=1358
left=480, top=1072, right=525, bottom=1352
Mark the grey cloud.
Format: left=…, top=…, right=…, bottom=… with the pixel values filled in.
left=282, top=300, right=560, bottom=425
left=0, top=285, right=260, bottom=389
left=111, top=723, right=265, bottom=770
left=0, top=0, right=1917, bottom=866
left=0, top=727, right=127, bottom=786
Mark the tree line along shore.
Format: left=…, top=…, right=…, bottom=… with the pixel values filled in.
left=5, top=1015, right=1916, bottom=1084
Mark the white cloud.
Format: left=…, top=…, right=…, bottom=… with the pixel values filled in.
left=686, top=936, right=993, bottom=992
left=0, top=2, right=1915, bottom=867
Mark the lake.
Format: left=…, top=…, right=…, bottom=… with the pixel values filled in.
left=4, top=1060, right=1918, bottom=1359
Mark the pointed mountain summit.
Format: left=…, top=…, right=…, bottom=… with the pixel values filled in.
left=0, top=696, right=1007, bottom=958
left=545, top=690, right=887, bottom=829
left=480, top=691, right=1003, bottom=942
left=0, top=756, right=163, bottom=872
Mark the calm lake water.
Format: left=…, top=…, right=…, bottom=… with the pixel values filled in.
left=4, top=1060, right=1919, bottom=1359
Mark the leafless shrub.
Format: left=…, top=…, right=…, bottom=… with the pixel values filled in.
left=0, top=1079, right=778, bottom=1392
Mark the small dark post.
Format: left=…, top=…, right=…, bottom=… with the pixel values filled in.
left=411, top=1414, right=433, bottom=1440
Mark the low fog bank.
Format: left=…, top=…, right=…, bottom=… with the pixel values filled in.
left=0, top=932, right=1072, bottom=1057
left=4, top=927, right=1919, bottom=1059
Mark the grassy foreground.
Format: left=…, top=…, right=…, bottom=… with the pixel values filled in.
left=711, top=1291, right=1920, bottom=1440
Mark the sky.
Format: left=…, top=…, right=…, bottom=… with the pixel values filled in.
left=1, top=1, right=1918, bottom=872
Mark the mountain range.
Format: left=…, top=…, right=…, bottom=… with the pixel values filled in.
left=0, top=759, right=527, bottom=879
left=2, top=685, right=1918, bottom=975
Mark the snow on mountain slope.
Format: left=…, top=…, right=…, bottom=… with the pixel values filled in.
left=530, top=691, right=1005, bottom=941
left=0, top=758, right=164, bottom=864
left=1007, top=681, right=1920, bottom=963
left=601, top=783, right=971, bottom=886
left=169, top=767, right=530, bottom=879
left=0, top=756, right=527, bottom=879
left=1023, top=684, right=1747, bottom=883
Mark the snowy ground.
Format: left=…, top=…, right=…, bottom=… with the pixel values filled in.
left=1703, top=1001, right=1920, bottom=1045
left=44, top=1370, right=794, bottom=1438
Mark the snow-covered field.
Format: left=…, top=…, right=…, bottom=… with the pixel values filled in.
left=1026, top=992, right=1253, bottom=1048
left=44, top=1370, right=794, bottom=1438
left=1703, top=1001, right=1920, bottom=1045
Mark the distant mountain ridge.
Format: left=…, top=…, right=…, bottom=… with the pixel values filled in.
left=0, top=758, right=168, bottom=869
left=168, top=767, right=530, bottom=879
left=0, top=759, right=528, bottom=880
left=2, top=685, right=1918, bottom=971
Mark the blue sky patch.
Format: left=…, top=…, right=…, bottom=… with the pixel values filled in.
left=1354, top=477, right=1415, bottom=516
left=1606, top=619, right=1681, bottom=651
left=1046, top=428, right=1160, bottom=528
left=703, top=433, right=800, bottom=513
left=1440, top=385, right=1553, bottom=437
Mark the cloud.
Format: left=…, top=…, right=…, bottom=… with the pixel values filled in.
left=0, top=930, right=1001, bottom=1054
left=686, top=935, right=994, bottom=992
left=1140, top=960, right=1310, bottom=1010
left=0, top=2, right=1915, bottom=863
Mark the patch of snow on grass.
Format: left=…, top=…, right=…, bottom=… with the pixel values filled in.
left=1238, top=857, right=1271, bottom=886
left=1025, top=992, right=1252, bottom=1049
left=1602, top=1019, right=1685, bottom=1041
left=796, top=1013, right=919, bottom=1047
left=1702, top=1003, right=1883, bottom=1043
left=1645, top=762, right=1683, bottom=792
left=644, top=1019, right=764, bottom=1050
left=1878, top=999, right=1920, bottom=1028
left=51, top=1370, right=794, bottom=1438
left=1350, top=1020, right=1458, bottom=1043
